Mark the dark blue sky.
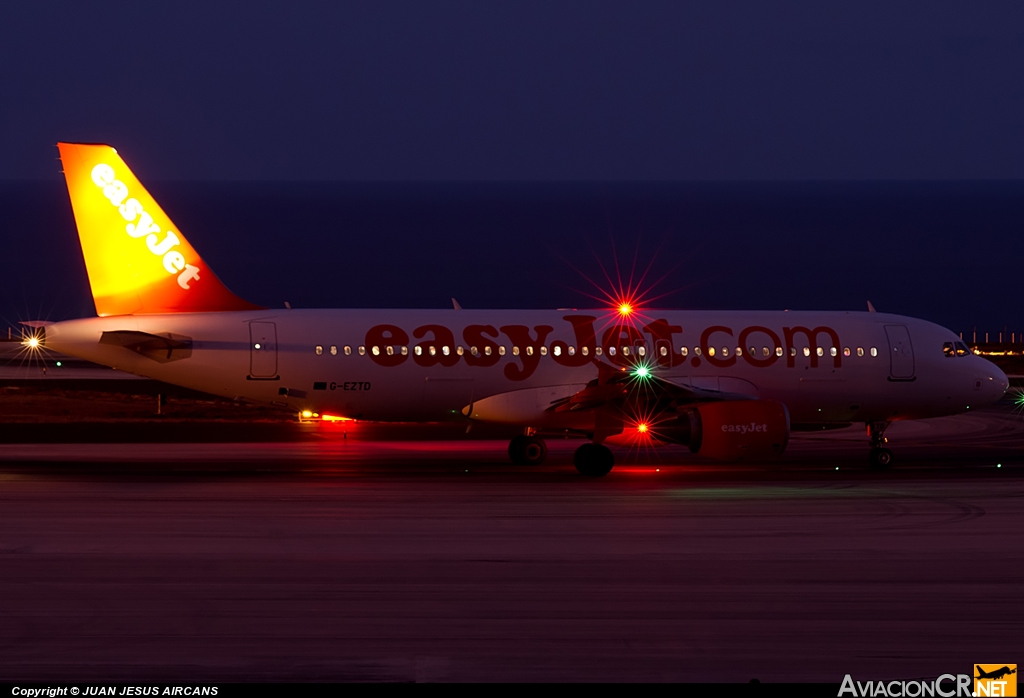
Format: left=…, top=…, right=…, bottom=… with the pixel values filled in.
left=2, top=3, right=1024, bottom=334
left=3, top=2, right=1024, bottom=181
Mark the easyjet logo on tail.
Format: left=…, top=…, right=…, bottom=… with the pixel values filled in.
left=90, top=164, right=201, bottom=290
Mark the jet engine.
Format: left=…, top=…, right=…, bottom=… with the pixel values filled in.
left=654, top=399, right=790, bottom=461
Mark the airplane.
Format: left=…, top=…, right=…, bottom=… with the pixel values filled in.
left=29, top=142, right=1009, bottom=476
left=976, top=666, right=1017, bottom=680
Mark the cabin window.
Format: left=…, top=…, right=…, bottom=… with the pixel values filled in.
left=775, top=346, right=783, bottom=357
left=816, top=347, right=824, bottom=357
left=553, top=346, right=562, bottom=357
left=512, top=346, right=520, bottom=356
left=608, top=347, right=617, bottom=357
left=386, top=345, right=394, bottom=356
left=595, top=347, right=603, bottom=356
left=568, top=346, right=576, bottom=356
left=371, top=346, right=380, bottom=356
left=721, top=347, right=729, bottom=357
left=680, top=346, right=688, bottom=357
left=315, top=345, right=323, bottom=355
left=414, top=346, right=423, bottom=356
left=330, top=345, right=338, bottom=356
left=456, top=346, right=465, bottom=356
left=358, top=346, right=366, bottom=356
left=856, top=347, right=864, bottom=357
left=843, top=347, right=851, bottom=357
left=638, top=346, right=646, bottom=357
left=955, top=341, right=970, bottom=356
left=484, top=346, right=492, bottom=356
left=802, top=347, right=810, bottom=357
left=344, top=345, right=352, bottom=356
left=526, top=346, right=534, bottom=356
left=829, top=347, right=837, bottom=357
left=429, top=346, right=437, bottom=356
left=870, top=347, right=878, bottom=357
left=499, top=346, right=506, bottom=356
left=540, top=346, right=548, bottom=356
left=708, top=347, right=716, bottom=357
left=581, top=346, right=588, bottom=356
left=470, top=346, right=479, bottom=357
left=622, top=346, right=630, bottom=356
left=401, top=346, right=408, bottom=356
left=943, top=342, right=955, bottom=357
left=694, top=347, right=702, bottom=357
left=442, top=346, right=450, bottom=356
left=659, top=346, right=668, bottom=357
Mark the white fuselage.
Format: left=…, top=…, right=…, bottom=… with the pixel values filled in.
left=43, top=309, right=1008, bottom=428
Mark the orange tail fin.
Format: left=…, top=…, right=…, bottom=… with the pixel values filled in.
left=57, top=142, right=262, bottom=316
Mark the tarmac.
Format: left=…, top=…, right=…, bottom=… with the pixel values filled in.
left=0, top=405, right=1022, bottom=682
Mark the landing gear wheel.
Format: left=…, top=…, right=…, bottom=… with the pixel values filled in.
left=574, top=443, right=614, bottom=477
left=508, top=435, right=548, bottom=465
left=869, top=447, right=893, bottom=469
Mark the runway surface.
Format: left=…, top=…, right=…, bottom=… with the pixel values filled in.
left=1, top=406, right=1022, bottom=682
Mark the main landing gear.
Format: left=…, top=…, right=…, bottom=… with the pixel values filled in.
left=508, top=434, right=548, bottom=465
left=506, top=434, right=615, bottom=476
left=573, top=443, right=614, bottom=477
left=867, top=421, right=893, bottom=469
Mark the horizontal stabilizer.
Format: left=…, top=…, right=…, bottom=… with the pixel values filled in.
left=100, top=330, right=193, bottom=363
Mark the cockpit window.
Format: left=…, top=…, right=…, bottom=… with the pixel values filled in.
left=955, top=342, right=970, bottom=357
left=943, top=342, right=955, bottom=357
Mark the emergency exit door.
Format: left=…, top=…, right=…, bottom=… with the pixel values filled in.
left=884, top=324, right=915, bottom=380
left=249, top=321, right=278, bottom=378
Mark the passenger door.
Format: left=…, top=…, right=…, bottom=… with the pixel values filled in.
left=884, top=325, right=915, bottom=380
left=249, top=321, right=278, bottom=379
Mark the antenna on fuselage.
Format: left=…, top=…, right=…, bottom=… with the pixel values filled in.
left=452, top=298, right=463, bottom=310
left=866, top=301, right=877, bottom=313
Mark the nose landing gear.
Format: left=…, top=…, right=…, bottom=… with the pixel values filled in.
left=867, top=421, right=893, bottom=469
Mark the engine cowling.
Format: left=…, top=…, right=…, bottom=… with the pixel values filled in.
left=655, top=400, right=790, bottom=461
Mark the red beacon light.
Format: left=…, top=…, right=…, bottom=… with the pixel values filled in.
left=617, top=302, right=633, bottom=317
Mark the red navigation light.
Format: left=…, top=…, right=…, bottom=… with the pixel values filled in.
left=618, top=302, right=633, bottom=317
left=637, top=422, right=649, bottom=434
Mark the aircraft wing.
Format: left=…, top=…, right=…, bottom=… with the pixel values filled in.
left=545, top=369, right=751, bottom=415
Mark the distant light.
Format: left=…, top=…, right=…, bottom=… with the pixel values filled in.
left=254, top=343, right=261, bottom=350
left=655, top=468, right=660, bottom=472
left=637, top=422, right=649, bottom=434
left=997, top=463, right=1002, bottom=468
left=301, top=410, right=313, bottom=418
left=56, top=361, right=61, bottom=367
left=835, top=467, right=839, bottom=471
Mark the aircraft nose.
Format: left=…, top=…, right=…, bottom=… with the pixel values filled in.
left=985, top=364, right=1009, bottom=403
